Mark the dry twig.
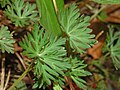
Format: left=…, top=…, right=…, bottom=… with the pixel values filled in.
left=0, top=58, right=5, bottom=90
left=3, top=69, right=11, bottom=90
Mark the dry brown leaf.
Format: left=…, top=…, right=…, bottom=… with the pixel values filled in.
left=87, top=19, right=107, bottom=59
left=87, top=40, right=104, bottom=59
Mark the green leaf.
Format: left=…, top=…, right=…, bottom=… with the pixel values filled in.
left=55, top=0, right=64, bottom=11
left=71, top=76, right=87, bottom=89
left=13, top=81, right=27, bottom=90
left=92, top=0, right=120, bottom=4
left=97, top=11, right=108, bottom=22
left=58, top=3, right=96, bottom=53
left=53, top=84, right=63, bottom=90
left=20, top=23, right=70, bottom=88
left=103, top=26, right=120, bottom=69
left=96, top=80, right=107, bottom=90
left=0, top=26, right=15, bottom=53
left=4, top=0, right=38, bottom=27
left=36, top=0, right=62, bottom=36
left=65, top=57, right=91, bottom=89
left=0, top=0, right=7, bottom=8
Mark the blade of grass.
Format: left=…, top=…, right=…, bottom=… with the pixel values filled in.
left=8, top=63, right=33, bottom=90
left=36, top=0, right=62, bottom=36
left=55, top=0, right=64, bottom=11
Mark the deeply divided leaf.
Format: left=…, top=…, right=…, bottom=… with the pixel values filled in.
left=0, top=26, right=15, bottom=53
left=4, top=0, right=38, bottom=27
left=19, top=23, right=70, bottom=88
left=65, top=57, right=91, bottom=89
left=103, top=26, right=120, bottom=69
left=58, top=3, right=96, bottom=53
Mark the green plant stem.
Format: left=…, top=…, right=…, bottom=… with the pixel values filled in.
left=66, top=40, right=71, bottom=57
left=91, top=5, right=106, bottom=20
left=8, top=63, right=33, bottom=90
